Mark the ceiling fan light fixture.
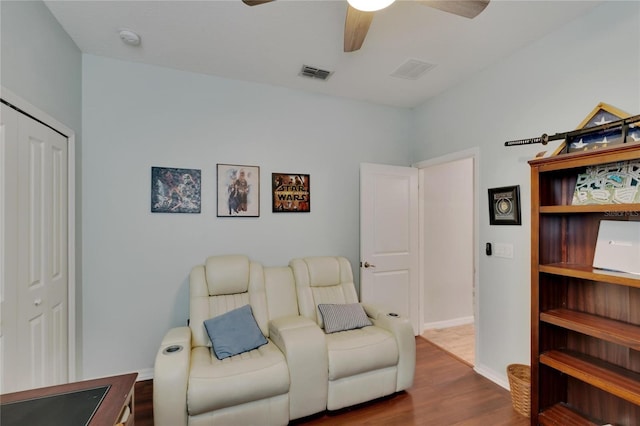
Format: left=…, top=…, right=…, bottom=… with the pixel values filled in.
left=347, top=0, right=395, bottom=12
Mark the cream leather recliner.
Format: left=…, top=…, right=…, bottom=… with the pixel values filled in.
left=154, top=255, right=414, bottom=425
left=153, top=255, right=291, bottom=426
left=290, top=256, right=416, bottom=411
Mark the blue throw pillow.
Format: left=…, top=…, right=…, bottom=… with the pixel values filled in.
left=318, top=303, right=373, bottom=334
left=203, top=304, right=268, bottom=359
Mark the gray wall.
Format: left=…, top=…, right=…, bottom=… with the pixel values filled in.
left=0, top=0, right=83, bottom=378
left=412, top=0, right=640, bottom=383
left=81, top=54, right=412, bottom=378
left=1, top=1, right=82, bottom=131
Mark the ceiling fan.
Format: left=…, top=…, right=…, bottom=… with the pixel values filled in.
left=242, top=0, right=490, bottom=52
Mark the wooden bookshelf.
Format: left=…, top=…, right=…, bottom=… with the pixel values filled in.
left=530, top=143, right=640, bottom=425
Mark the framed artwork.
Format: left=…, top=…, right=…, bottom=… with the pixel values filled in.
left=217, top=164, right=260, bottom=217
left=488, top=185, right=521, bottom=225
left=272, top=173, right=310, bottom=213
left=151, top=167, right=201, bottom=213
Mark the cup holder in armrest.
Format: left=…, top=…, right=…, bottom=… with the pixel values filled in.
left=163, top=345, right=184, bottom=355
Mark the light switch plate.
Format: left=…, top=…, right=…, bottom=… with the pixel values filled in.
left=493, top=243, right=514, bottom=259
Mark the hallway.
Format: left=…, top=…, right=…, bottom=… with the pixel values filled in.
left=422, top=323, right=475, bottom=366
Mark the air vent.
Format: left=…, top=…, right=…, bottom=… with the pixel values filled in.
left=390, top=59, right=436, bottom=80
left=299, top=65, right=332, bottom=81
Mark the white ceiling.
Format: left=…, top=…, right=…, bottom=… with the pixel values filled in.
left=44, top=0, right=602, bottom=108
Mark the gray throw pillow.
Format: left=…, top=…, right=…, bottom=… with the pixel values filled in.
left=318, top=303, right=373, bottom=334
left=204, top=304, right=268, bottom=359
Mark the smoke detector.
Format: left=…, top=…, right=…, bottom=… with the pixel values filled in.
left=119, top=29, right=141, bottom=46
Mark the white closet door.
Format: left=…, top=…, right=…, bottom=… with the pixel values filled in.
left=1, top=103, right=68, bottom=393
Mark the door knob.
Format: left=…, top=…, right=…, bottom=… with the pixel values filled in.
left=363, top=262, right=376, bottom=268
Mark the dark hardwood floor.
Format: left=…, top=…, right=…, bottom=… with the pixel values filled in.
left=134, top=337, right=529, bottom=425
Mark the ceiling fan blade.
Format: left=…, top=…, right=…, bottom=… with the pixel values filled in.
left=419, top=0, right=489, bottom=19
left=344, top=5, right=375, bottom=52
left=242, top=0, right=275, bottom=6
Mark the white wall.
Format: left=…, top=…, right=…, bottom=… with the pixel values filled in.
left=81, top=54, right=412, bottom=378
left=411, top=1, right=640, bottom=385
left=422, top=158, right=474, bottom=328
left=0, top=0, right=84, bottom=378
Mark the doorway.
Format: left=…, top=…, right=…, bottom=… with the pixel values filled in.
left=415, top=150, right=478, bottom=366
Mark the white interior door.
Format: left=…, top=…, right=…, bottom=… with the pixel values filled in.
left=360, top=163, right=419, bottom=334
left=1, top=102, right=69, bottom=393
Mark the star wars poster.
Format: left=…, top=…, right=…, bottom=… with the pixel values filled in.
left=217, top=164, right=260, bottom=217
left=272, top=173, right=310, bottom=213
left=151, top=167, right=201, bottom=213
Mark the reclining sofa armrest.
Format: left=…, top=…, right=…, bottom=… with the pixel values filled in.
left=361, top=304, right=416, bottom=392
left=153, top=326, right=192, bottom=426
left=361, top=303, right=386, bottom=320
left=269, top=316, right=328, bottom=420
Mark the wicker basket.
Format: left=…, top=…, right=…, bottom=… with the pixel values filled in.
left=507, top=363, right=531, bottom=418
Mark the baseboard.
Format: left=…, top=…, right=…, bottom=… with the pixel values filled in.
left=423, top=316, right=474, bottom=330
left=473, top=363, right=510, bottom=391
left=137, top=367, right=154, bottom=381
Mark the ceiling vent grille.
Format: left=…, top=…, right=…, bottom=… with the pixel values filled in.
left=390, top=59, right=436, bottom=80
left=299, top=65, right=332, bottom=81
